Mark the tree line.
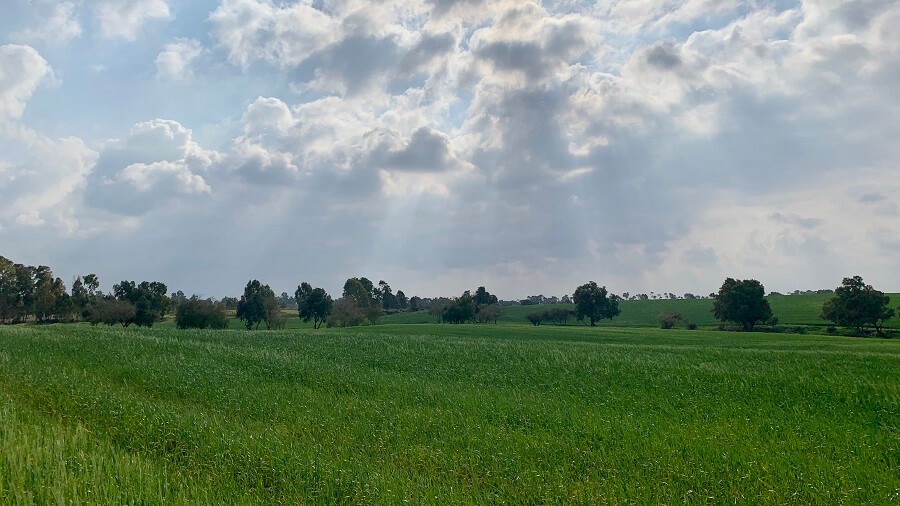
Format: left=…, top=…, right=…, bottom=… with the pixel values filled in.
left=2, top=254, right=895, bottom=336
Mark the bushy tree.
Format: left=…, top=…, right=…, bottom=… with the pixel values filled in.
left=327, top=297, right=365, bottom=328
left=573, top=282, right=620, bottom=326
left=442, top=292, right=475, bottom=324
left=295, top=282, right=333, bottom=329
left=237, top=280, right=269, bottom=330
left=343, top=277, right=373, bottom=308
left=473, top=286, right=499, bottom=309
left=658, top=312, right=683, bottom=329
left=409, top=295, right=422, bottom=312
left=89, top=299, right=137, bottom=327
left=474, top=304, right=503, bottom=324
left=526, top=311, right=545, bottom=326
left=822, top=276, right=895, bottom=335
left=546, top=307, right=574, bottom=325
left=712, top=278, right=772, bottom=331
left=176, top=298, right=229, bottom=329
left=113, top=280, right=170, bottom=328
left=396, top=290, right=408, bottom=310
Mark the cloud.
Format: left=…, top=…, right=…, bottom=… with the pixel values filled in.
left=155, top=39, right=204, bottom=80
left=768, top=212, right=824, bottom=229
left=0, top=45, right=54, bottom=121
left=85, top=120, right=219, bottom=215
left=96, top=0, right=171, bottom=40
left=12, top=1, right=82, bottom=44
left=209, top=0, right=339, bottom=67
left=859, top=192, right=885, bottom=203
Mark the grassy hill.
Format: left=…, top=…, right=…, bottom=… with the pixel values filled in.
left=1, top=324, right=897, bottom=503
left=381, top=293, right=900, bottom=329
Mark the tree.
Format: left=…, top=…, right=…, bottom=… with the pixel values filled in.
left=295, top=282, right=333, bottom=329
left=429, top=299, right=449, bottom=322
left=89, top=299, right=136, bottom=327
left=113, top=280, right=170, bottom=328
left=327, top=297, right=365, bottom=328
left=343, top=278, right=373, bottom=308
left=473, top=286, right=498, bottom=309
left=442, top=292, right=476, bottom=324
left=396, top=290, right=408, bottom=310
left=475, top=304, right=503, bottom=324
left=712, top=278, right=772, bottom=331
left=573, top=282, right=620, bottom=326
left=176, top=298, right=229, bottom=329
left=254, top=286, right=281, bottom=329
left=658, top=312, right=683, bottom=329
left=377, top=280, right=396, bottom=310
left=526, top=312, right=546, bottom=326
left=821, top=276, right=895, bottom=336
left=546, top=307, right=574, bottom=325
left=237, top=280, right=269, bottom=330
left=409, top=296, right=422, bottom=312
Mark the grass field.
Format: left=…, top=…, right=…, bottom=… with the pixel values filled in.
left=381, top=293, right=900, bottom=329
left=1, top=324, right=897, bottom=503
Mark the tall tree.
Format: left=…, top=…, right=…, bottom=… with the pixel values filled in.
left=237, top=280, right=269, bottom=330
left=712, top=278, right=772, bottom=331
left=573, top=282, right=620, bottom=326
left=473, top=286, right=498, bottom=310
left=822, top=276, right=895, bottom=335
left=343, top=277, right=373, bottom=308
left=396, top=290, right=408, bottom=310
left=295, top=282, right=333, bottom=329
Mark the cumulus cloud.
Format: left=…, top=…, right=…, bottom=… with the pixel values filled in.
left=12, top=1, right=82, bottom=44
left=85, top=120, right=219, bottom=215
left=155, top=39, right=204, bottom=80
left=96, top=0, right=171, bottom=40
left=0, top=45, right=54, bottom=121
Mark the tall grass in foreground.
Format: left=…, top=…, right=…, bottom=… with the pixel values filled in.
left=0, top=324, right=898, bottom=504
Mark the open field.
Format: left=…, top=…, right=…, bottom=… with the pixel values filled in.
left=381, top=293, right=900, bottom=329
left=1, top=324, right=897, bottom=503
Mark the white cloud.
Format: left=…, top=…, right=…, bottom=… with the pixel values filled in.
left=0, top=45, right=53, bottom=121
left=155, top=39, right=204, bottom=80
left=12, top=1, right=82, bottom=44
left=96, top=0, right=171, bottom=40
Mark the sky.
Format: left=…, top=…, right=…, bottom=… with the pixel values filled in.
left=0, top=0, right=898, bottom=300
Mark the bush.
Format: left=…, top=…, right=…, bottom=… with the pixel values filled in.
left=546, top=308, right=574, bottom=325
left=826, top=325, right=837, bottom=334
left=88, top=299, right=136, bottom=327
left=175, top=298, right=229, bottom=330
left=526, top=312, right=546, bottom=326
left=327, top=297, right=365, bottom=328
left=793, top=326, right=807, bottom=335
left=686, top=323, right=698, bottom=330
left=658, top=312, right=683, bottom=329
left=475, top=304, right=503, bottom=324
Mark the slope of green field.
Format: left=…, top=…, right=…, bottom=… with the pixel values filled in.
left=382, top=293, right=900, bottom=328
left=1, top=324, right=897, bottom=503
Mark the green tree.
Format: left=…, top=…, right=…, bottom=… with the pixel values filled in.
left=473, top=286, right=498, bottom=309
left=442, top=292, right=476, bottom=324
left=396, top=290, right=408, bottom=310
left=343, top=277, right=373, bottom=308
left=295, top=282, right=333, bottom=329
left=175, top=298, right=229, bottom=329
left=822, top=276, right=895, bottom=336
left=327, top=297, right=365, bottom=328
left=237, top=280, right=269, bottom=330
left=573, top=282, right=620, bottom=326
left=712, top=278, right=772, bottom=331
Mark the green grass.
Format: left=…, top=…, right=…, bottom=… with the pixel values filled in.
left=382, top=293, right=900, bottom=329
left=0, top=324, right=898, bottom=503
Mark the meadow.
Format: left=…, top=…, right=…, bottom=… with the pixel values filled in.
left=380, top=293, right=900, bottom=329
left=1, top=322, right=898, bottom=504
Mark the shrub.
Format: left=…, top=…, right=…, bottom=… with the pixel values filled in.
left=793, top=326, right=807, bottom=335
left=175, top=298, right=229, bottom=330
left=88, top=299, right=136, bottom=327
left=327, top=297, right=365, bottom=328
left=686, top=323, right=698, bottom=331
left=826, top=325, right=837, bottom=334
left=546, top=308, right=574, bottom=325
left=475, top=304, right=503, bottom=324
left=526, top=312, right=546, bottom=326
left=658, top=312, right=683, bottom=329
